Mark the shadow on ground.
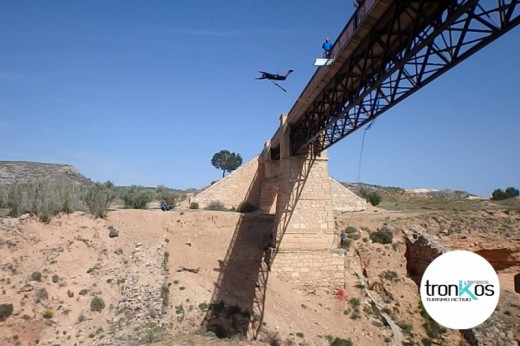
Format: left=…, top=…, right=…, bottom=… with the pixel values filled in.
left=202, top=169, right=274, bottom=339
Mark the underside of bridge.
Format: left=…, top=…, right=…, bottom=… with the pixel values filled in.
left=263, top=0, right=520, bottom=285
left=288, top=0, right=520, bottom=155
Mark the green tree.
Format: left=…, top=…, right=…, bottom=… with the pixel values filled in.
left=492, top=186, right=519, bottom=200
left=505, top=187, right=519, bottom=199
left=211, top=150, right=243, bottom=177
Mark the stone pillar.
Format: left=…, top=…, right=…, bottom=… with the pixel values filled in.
left=270, top=114, right=344, bottom=287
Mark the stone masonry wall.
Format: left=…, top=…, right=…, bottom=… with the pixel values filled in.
left=330, top=178, right=366, bottom=212
left=275, top=156, right=336, bottom=250
left=270, top=250, right=345, bottom=288
left=191, top=156, right=260, bottom=209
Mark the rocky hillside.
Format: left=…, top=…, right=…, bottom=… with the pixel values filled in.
left=0, top=161, right=91, bottom=186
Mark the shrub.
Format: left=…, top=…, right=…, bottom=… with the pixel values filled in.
left=85, top=182, right=115, bottom=218
left=370, top=227, right=393, bottom=244
left=348, top=298, right=360, bottom=307
left=341, top=238, right=353, bottom=250
left=421, top=338, right=433, bottom=346
left=7, top=184, right=24, bottom=217
left=0, top=304, right=13, bottom=321
left=90, top=296, right=105, bottom=312
left=8, top=181, right=86, bottom=221
left=330, top=337, right=353, bottom=346
left=161, top=285, right=169, bottom=307
left=236, top=201, right=257, bottom=213
left=189, top=202, right=199, bottom=209
left=420, top=302, right=446, bottom=338
left=42, top=308, right=54, bottom=319
left=366, top=191, right=381, bottom=206
left=359, top=187, right=381, bottom=206
left=31, top=272, right=42, bottom=282
left=345, top=226, right=361, bottom=240
left=379, top=270, right=399, bottom=281
left=0, top=187, right=7, bottom=209
left=122, top=185, right=153, bottom=209
left=156, top=185, right=183, bottom=208
left=206, top=200, right=226, bottom=211
left=397, top=321, right=413, bottom=334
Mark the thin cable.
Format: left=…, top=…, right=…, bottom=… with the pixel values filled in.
left=356, top=119, right=376, bottom=183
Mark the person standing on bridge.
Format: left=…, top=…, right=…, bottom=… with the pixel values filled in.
left=322, top=38, right=333, bottom=59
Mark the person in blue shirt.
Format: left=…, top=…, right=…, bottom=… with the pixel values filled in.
left=340, top=229, right=346, bottom=247
left=322, top=38, right=333, bottom=59
left=160, top=200, right=171, bottom=211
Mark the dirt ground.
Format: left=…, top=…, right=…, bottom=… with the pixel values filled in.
left=0, top=204, right=519, bottom=346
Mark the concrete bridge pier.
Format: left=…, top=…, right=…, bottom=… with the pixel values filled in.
left=268, top=114, right=345, bottom=288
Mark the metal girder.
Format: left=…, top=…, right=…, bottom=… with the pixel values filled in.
left=290, top=0, right=520, bottom=155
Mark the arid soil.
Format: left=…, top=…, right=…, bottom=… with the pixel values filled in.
left=0, top=203, right=519, bottom=346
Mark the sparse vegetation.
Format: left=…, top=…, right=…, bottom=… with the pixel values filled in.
left=419, top=302, right=446, bottom=339
left=379, top=270, right=399, bottom=282
left=161, top=284, right=169, bottom=307
left=189, top=202, right=199, bottom=209
left=370, top=227, right=393, bottom=244
left=236, top=200, right=257, bottom=213
left=90, top=296, right=105, bottom=312
left=85, top=182, right=115, bottom=218
left=345, top=226, right=361, bottom=240
left=397, top=321, right=413, bottom=334
left=330, top=337, right=353, bottom=346
left=206, top=200, right=226, bottom=211
left=175, top=304, right=184, bottom=315
left=5, top=181, right=85, bottom=221
left=31, top=272, right=42, bottom=282
left=0, top=304, right=14, bottom=321
left=42, top=308, right=54, bottom=319
left=359, top=187, right=382, bottom=206
left=155, top=184, right=184, bottom=209
left=122, top=185, right=153, bottom=209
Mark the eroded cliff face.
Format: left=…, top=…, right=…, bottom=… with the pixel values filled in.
left=404, top=225, right=520, bottom=346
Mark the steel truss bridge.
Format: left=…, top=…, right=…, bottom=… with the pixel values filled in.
left=270, top=0, right=520, bottom=156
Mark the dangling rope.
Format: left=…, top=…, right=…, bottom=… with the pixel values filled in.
left=356, top=119, right=376, bottom=183
left=271, top=80, right=287, bottom=92
left=271, top=80, right=310, bottom=106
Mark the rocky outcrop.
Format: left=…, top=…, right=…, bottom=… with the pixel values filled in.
left=0, top=161, right=90, bottom=186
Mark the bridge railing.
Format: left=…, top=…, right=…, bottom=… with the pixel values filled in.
left=287, top=0, right=377, bottom=124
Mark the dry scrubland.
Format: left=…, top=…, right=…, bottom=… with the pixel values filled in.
left=0, top=163, right=519, bottom=346
left=0, top=191, right=519, bottom=346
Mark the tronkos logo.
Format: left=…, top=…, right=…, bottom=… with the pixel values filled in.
left=420, top=250, right=500, bottom=329
left=424, top=279, right=495, bottom=301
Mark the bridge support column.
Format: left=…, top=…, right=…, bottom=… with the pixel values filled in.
left=270, top=114, right=344, bottom=288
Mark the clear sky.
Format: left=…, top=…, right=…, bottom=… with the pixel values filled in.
left=1, top=1, right=519, bottom=197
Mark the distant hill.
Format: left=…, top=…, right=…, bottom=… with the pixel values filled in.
left=0, top=161, right=91, bottom=186
left=340, top=182, right=507, bottom=212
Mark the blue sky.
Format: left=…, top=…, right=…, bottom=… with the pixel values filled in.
left=1, top=1, right=519, bottom=197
